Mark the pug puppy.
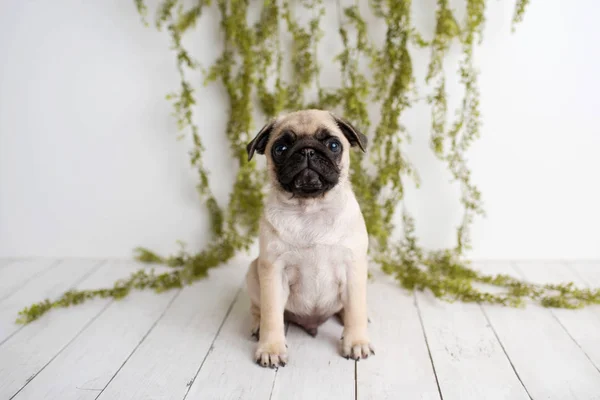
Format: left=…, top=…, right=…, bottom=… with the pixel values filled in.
left=245, top=109, right=374, bottom=368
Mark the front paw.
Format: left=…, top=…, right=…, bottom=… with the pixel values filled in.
left=255, top=339, right=288, bottom=368
left=341, top=329, right=374, bottom=361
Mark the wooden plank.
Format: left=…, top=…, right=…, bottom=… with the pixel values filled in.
left=0, top=259, right=58, bottom=301
left=186, top=289, right=278, bottom=400
left=568, top=260, right=600, bottom=323
left=514, top=261, right=600, bottom=373
left=0, top=259, right=102, bottom=344
left=568, top=260, right=600, bottom=287
left=481, top=261, right=600, bottom=399
left=269, top=318, right=354, bottom=399
left=356, top=270, right=441, bottom=400
left=414, top=268, right=530, bottom=400
left=12, top=261, right=181, bottom=400
left=568, top=261, right=600, bottom=322
left=0, top=260, right=143, bottom=399
left=96, top=257, right=247, bottom=400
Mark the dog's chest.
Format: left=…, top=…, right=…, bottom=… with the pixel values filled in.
left=284, top=244, right=347, bottom=317
left=267, top=204, right=346, bottom=247
left=266, top=205, right=352, bottom=316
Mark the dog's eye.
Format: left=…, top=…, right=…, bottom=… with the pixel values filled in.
left=274, top=144, right=288, bottom=156
left=328, top=140, right=341, bottom=152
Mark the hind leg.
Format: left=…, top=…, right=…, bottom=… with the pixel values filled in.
left=251, top=303, right=261, bottom=340
left=246, top=258, right=262, bottom=340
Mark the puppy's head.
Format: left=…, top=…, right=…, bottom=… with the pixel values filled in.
left=246, top=109, right=367, bottom=198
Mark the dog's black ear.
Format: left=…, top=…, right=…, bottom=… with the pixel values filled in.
left=247, top=119, right=277, bottom=161
left=330, top=113, right=368, bottom=152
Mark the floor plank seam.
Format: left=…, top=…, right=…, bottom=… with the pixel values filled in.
left=9, top=299, right=115, bottom=400
left=479, top=304, right=534, bottom=400
left=509, top=262, right=528, bottom=281
left=413, top=292, right=444, bottom=400
left=562, top=262, right=600, bottom=324
left=94, top=287, right=184, bottom=400
left=548, top=309, right=600, bottom=375
left=182, top=285, right=244, bottom=400
left=0, top=259, right=63, bottom=304
left=353, top=360, right=358, bottom=400
left=268, top=323, right=290, bottom=400
left=562, top=261, right=593, bottom=287
left=515, top=260, right=600, bottom=374
left=0, top=259, right=107, bottom=349
left=75, top=259, right=108, bottom=288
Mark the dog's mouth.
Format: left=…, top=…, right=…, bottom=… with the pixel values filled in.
left=281, top=167, right=334, bottom=198
left=293, top=169, right=324, bottom=192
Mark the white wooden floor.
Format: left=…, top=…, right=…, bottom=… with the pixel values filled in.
left=1, top=258, right=599, bottom=400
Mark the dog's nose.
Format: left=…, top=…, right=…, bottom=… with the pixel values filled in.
left=300, top=148, right=315, bottom=158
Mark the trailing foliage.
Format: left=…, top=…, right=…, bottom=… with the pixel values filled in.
left=17, top=0, right=600, bottom=324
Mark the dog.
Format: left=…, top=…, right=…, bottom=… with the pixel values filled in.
left=244, top=109, right=374, bottom=368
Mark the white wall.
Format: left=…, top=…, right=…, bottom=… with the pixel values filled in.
left=0, top=0, right=598, bottom=260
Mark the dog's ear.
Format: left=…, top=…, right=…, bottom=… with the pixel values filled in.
left=247, top=119, right=277, bottom=161
left=330, top=113, right=368, bottom=152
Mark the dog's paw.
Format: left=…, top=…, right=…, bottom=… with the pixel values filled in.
left=255, top=339, right=288, bottom=368
left=341, top=330, right=374, bottom=361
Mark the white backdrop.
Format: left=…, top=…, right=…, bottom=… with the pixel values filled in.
left=1, top=0, right=599, bottom=259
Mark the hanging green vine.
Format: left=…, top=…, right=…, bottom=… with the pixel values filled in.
left=16, top=0, right=600, bottom=325
left=512, top=0, right=531, bottom=30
